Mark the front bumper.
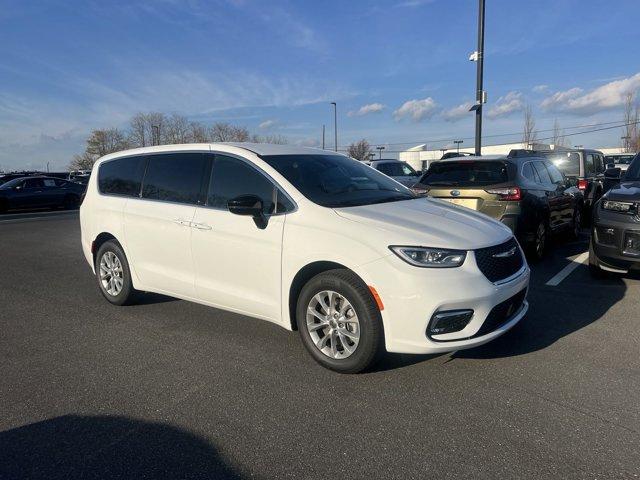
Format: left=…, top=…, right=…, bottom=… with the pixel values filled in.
left=363, top=248, right=530, bottom=354
left=591, top=207, right=640, bottom=272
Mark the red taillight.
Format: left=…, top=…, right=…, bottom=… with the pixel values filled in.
left=577, top=179, right=588, bottom=190
left=486, top=187, right=521, bottom=201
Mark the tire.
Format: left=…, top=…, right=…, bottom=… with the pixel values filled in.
left=296, top=269, right=384, bottom=374
left=95, top=240, right=139, bottom=306
left=527, top=220, right=547, bottom=261
left=63, top=194, right=79, bottom=210
left=570, top=206, right=582, bottom=240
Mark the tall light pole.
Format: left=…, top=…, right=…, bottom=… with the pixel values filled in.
left=376, top=146, right=385, bottom=159
left=152, top=125, right=160, bottom=146
left=331, top=102, right=337, bottom=152
left=622, top=135, right=631, bottom=152
left=454, top=140, right=463, bottom=153
left=468, top=0, right=486, bottom=156
left=322, top=124, right=326, bottom=149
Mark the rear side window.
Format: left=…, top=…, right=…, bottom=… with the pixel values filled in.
left=142, top=153, right=207, bottom=205
left=585, top=154, right=595, bottom=176
left=522, top=163, right=540, bottom=183
left=99, top=156, right=146, bottom=197
left=420, top=161, right=509, bottom=187
left=551, top=153, right=580, bottom=176
left=532, top=162, right=552, bottom=185
left=545, top=162, right=564, bottom=184
left=208, top=155, right=277, bottom=214
left=42, top=178, right=57, bottom=187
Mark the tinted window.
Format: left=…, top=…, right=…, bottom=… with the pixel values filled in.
left=624, top=154, right=640, bottom=181
left=99, top=156, right=146, bottom=197
left=208, top=155, right=278, bottom=214
left=551, top=152, right=580, bottom=176
left=522, top=163, right=540, bottom=183
left=377, top=162, right=417, bottom=177
left=24, top=178, right=44, bottom=188
left=420, top=161, right=509, bottom=187
left=532, top=162, right=552, bottom=185
left=262, top=154, right=413, bottom=208
left=545, top=162, right=564, bottom=184
left=42, top=178, right=57, bottom=187
left=142, top=153, right=207, bottom=204
left=585, top=154, right=595, bottom=176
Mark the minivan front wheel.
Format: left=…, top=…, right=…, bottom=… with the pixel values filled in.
left=95, top=240, right=138, bottom=306
left=296, top=269, right=383, bottom=373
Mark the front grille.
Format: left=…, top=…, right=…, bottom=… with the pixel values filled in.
left=474, top=237, right=524, bottom=283
left=473, top=289, right=527, bottom=338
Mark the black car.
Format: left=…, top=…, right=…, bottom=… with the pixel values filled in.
left=542, top=149, right=606, bottom=214
left=412, top=153, right=583, bottom=260
left=0, top=176, right=86, bottom=213
left=590, top=153, right=640, bottom=276
left=0, top=172, right=38, bottom=185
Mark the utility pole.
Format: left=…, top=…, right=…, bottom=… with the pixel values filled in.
left=322, top=125, right=326, bottom=149
left=454, top=140, right=463, bottom=153
left=152, top=125, right=160, bottom=146
left=469, top=0, right=486, bottom=156
left=376, top=146, right=385, bottom=159
left=621, top=135, right=631, bottom=152
left=331, top=102, right=337, bottom=152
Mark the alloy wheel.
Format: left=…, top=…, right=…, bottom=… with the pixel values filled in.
left=306, top=290, right=360, bottom=359
left=99, top=251, right=124, bottom=296
left=536, top=223, right=546, bottom=258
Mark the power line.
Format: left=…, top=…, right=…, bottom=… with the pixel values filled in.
left=340, top=119, right=635, bottom=149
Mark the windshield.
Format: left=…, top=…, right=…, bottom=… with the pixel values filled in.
left=606, top=155, right=635, bottom=165
left=624, top=154, right=640, bottom=181
left=550, top=152, right=581, bottom=176
left=261, top=154, right=415, bottom=208
left=0, top=178, right=24, bottom=189
left=419, top=160, right=509, bottom=187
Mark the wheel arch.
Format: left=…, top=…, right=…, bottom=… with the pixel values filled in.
left=92, top=232, right=119, bottom=265
left=287, top=261, right=365, bottom=331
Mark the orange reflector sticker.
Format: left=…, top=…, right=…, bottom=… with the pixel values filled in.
left=368, top=286, right=384, bottom=311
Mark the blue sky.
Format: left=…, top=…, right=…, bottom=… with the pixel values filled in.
left=1, top=0, right=639, bottom=170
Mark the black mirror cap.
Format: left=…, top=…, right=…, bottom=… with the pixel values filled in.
left=227, top=194, right=268, bottom=229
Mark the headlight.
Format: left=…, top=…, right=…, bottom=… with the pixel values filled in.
left=389, top=246, right=466, bottom=268
left=602, top=200, right=633, bottom=212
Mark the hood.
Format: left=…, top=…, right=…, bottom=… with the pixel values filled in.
left=334, top=197, right=513, bottom=250
left=605, top=181, right=640, bottom=202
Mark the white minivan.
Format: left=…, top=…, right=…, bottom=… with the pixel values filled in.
left=80, top=143, right=530, bottom=373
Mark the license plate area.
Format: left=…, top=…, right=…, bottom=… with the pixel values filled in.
left=440, top=197, right=480, bottom=210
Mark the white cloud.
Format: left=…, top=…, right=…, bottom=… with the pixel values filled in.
left=393, top=97, right=438, bottom=122
left=396, top=0, right=435, bottom=7
left=347, top=103, right=385, bottom=117
left=532, top=84, right=548, bottom=93
left=486, top=91, right=524, bottom=119
left=442, top=102, right=473, bottom=122
left=259, top=119, right=277, bottom=129
left=540, top=73, right=640, bottom=114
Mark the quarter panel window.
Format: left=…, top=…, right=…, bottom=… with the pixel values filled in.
left=532, top=162, right=552, bottom=185
left=99, top=156, right=147, bottom=197
left=585, top=154, right=595, bottom=176
left=142, top=153, right=207, bottom=204
left=545, top=162, right=564, bottom=185
left=208, top=155, right=277, bottom=214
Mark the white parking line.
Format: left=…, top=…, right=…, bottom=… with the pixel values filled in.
left=545, top=252, right=589, bottom=286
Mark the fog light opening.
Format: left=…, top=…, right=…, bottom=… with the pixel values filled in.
left=428, top=309, right=474, bottom=336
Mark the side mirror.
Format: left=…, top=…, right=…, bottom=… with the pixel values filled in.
left=228, top=194, right=268, bottom=229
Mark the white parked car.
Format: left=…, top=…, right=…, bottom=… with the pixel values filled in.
left=80, top=143, right=530, bottom=373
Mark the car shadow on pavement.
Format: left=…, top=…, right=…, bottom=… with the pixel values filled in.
left=452, top=271, right=630, bottom=360
left=0, top=415, right=245, bottom=480
left=134, top=292, right=179, bottom=306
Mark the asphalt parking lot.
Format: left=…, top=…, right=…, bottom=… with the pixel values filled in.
left=1, top=211, right=639, bottom=479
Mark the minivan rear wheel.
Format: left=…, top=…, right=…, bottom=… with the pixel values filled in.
left=296, top=269, right=384, bottom=373
left=95, top=240, right=138, bottom=306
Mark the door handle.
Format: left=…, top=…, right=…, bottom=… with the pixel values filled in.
left=173, top=219, right=191, bottom=227
left=191, top=222, right=212, bottom=231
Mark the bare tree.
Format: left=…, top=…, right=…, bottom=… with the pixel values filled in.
left=189, top=121, right=209, bottom=143
left=86, top=128, right=129, bottom=157
left=209, top=122, right=250, bottom=142
left=69, top=151, right=98, bottom=170
left=165, top=114, right=192, bottom=144
left=128, top=112, right=166, bottom=147
left=347, top=139, right=372, bottom=161
left=522, top=105, right=537, bottom=147
left=551, top=118, right=566, bottom=148
left=622, top=93, right=639, bottom=152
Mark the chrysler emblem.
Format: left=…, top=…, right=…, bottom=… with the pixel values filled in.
left=450, top=190, right=461, bottom=197
left=493, top=246, right=517, bottom=258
